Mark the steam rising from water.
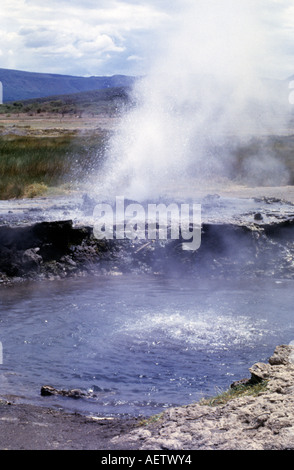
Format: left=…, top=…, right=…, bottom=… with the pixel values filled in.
left=100, top=1, right=290, bottom=201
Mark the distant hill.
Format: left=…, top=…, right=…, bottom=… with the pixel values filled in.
left=0, top=68, right=136, bottom=102
left=0, top=86, right=133, bottom=116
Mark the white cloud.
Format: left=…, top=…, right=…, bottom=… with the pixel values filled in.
left=127, top=55, right=143, bottom=61
left=0, top=0, right=171, bottom=75
left=0, top=0, right=293, bottom=77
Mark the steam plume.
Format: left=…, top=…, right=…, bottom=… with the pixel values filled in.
left=99, top=0, right=290, bottom=201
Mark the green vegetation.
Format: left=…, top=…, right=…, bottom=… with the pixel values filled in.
left=0, top=86, right=131, bottom=199
left=139, top=413, right=164, bottom=427
left=199, top=380, right=268, bottom=407
left=0, top=132, right=107, bottom=199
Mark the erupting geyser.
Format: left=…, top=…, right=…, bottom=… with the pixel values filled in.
left=98, top=0, right=290, bottom=202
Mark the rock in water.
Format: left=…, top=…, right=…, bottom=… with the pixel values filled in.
left=40, top=385, right=96, bottom=399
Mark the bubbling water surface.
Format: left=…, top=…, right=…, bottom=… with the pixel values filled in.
left=0, top=274, right=293, bottom=417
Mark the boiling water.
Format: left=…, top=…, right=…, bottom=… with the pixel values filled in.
left=0, top=274, right=293, bottom=417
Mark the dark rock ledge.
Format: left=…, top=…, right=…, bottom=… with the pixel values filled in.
left=118, top=345, right=294, bottom=450
left=0, top=220, right=120, bottom=284
left=1, top=215, right=294, bottom=284
left=1, top=194, right=294, bottom=283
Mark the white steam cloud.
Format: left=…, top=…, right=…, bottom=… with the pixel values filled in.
left=98, top=0, right=291, bottom=201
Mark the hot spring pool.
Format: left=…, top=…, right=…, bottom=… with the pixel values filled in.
left=0, top=274, right=293, bottom=417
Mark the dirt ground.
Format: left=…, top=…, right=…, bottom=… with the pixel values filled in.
left=0, top=112, right=118, bottom=136
left=0, top=398, right=141, bottom=450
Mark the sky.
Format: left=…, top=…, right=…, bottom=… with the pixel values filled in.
left=0, top=0, right=294, bottom=79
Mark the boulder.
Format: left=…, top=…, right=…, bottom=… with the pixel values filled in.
left=22, top=248, right=42, bottom=267
left=40, top=385, right=98, bottom=399
left=268, top=344, right=294, bottom=365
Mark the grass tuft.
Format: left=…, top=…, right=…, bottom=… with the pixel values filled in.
left=139, top=413, right=164, bottom=427
left=0, top=132, right=107, bottom=199
left=199, top=380, right=268, bottom=407
left=23, top=182, right=48, bottom=198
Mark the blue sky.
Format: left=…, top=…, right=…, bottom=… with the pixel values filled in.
left=0, top=0, right=294, bottom=79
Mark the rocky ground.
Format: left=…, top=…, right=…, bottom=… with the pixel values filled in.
left=112, top=344, right=294, bottom=450
left=1, top=191, right=294, bottom=285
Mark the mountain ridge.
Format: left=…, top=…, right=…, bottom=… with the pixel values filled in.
left=0, top=67, right=136, bottom=102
